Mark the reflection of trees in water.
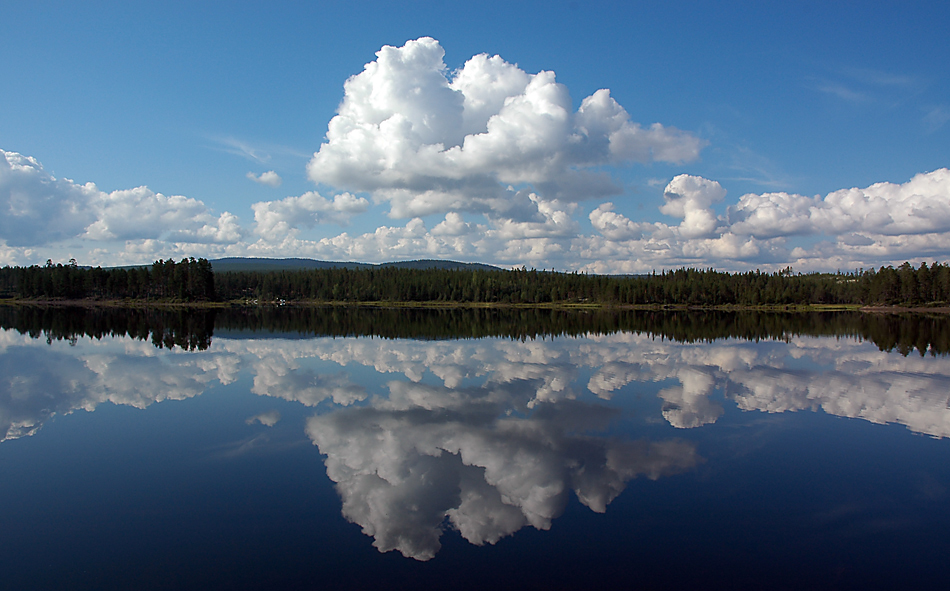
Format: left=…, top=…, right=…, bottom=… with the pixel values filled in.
left=0, top=305, right=216, bottom=350
left=0, top=305, right=948, bottom=356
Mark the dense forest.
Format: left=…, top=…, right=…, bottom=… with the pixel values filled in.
left=1, top=258, right=949, bottom=307
left=214, top=262, right=950, bottom=306
left=0, top=305, right=947, bottom=356
left=0, top=258, right=215, bottom=301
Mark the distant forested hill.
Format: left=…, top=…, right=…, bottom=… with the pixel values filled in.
left=209, top=257, right=500, bottom=273
left=378, top=259, right=500, bottom=271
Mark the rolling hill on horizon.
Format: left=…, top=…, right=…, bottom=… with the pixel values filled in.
left=208, top=257, right=502, bottom=273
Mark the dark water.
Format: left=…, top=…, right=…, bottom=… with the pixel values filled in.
left=1, top=307, right=949, bottom=590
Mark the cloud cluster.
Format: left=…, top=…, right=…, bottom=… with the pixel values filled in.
left=237, top=166, right=950, bottom=273
left=214, top=313, right=950, bottom=441
left=0, top=149, right=371, bottom=265
left=4, top=37, right=950, bottom=272
left=248, top=352, right=367, bottom=406
left=582, top=168, right=950, bottom=273
left=1, top=149, right=245, bottom=255
left=728, top=168, right=950, bottom=238
left=84, top=187, right=245, bottom=244
left=11, top=325, right=946, bottom=447
left=728, top=339, right=950, bottom=437
left=307, top=37, right=704, bottom=221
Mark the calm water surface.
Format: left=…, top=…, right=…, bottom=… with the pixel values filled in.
left=1, top=308, right=948, bottom=590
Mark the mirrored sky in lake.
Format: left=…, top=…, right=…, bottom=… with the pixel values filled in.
left=2, top=312, right=949, bottom=589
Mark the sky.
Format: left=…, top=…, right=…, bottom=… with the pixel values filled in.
left=1, top=1, right=948, bottom=272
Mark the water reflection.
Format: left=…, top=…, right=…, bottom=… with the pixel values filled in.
left=3, top=315, right=950, bottom=560
left=307, top=385, right=699, bottom=559
left=4, top=326, right=950, bottom=443
left=310, top=376, right=703, bottom=559
left=0, top=329, right=230, bottom=441
left=4, top=304, right=950, bottom=356
left=577, top=333, right=950, bottom=435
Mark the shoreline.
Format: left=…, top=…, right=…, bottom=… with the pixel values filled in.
left=1, top=298, right=948, bottom=314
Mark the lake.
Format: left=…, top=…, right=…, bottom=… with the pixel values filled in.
left=1, top=306, right=948, bottom=590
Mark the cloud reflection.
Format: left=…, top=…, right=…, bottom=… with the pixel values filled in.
left=306, top=380, right=699, bottom=560
left=577, top=333, right=950, bottom=437
left=3, top=326, right=950, bottom=559
left=0, top=332, right=234, bottom=442
left=5, top=329, right=950, bottom=443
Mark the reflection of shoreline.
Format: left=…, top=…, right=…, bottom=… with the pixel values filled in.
left=3, top=305, right=950, bottom=356
left=860, top=306, right=950, bottom=314
left=0, top=304, right=215, bottom=350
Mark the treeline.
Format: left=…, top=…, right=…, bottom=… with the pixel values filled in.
left=0, top=258, right=215, bottom=301
left=215, top=261, right=950, bottom=307
left=2, top=259, right=949, bottom=307
left=2, top=305, right=948, bottom=357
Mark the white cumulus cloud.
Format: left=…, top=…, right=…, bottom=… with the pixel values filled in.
left=306, top=37, right=704, bottom=221
left=660, top=174, right=726, bottom=239
left=247, top=170, right=283, bottom=187
left=582, top=168, right=950, bottom=273
left=85, top=187, right=245, bottom=244
left=252, top=191, right=369, bottom=240
left=0, top=150, right=99, bottom=246
left=1, top=149, right=244, bottom=257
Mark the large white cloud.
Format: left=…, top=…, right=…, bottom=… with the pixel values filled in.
left=660, top=174, right=726, bottom=239
left=306, top=37, right=705, bottom=220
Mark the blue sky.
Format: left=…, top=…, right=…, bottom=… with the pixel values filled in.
left=1, top=1, right=948, bottom=271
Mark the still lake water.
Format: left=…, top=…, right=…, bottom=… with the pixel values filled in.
left=1, top=307, right=949, bottom=590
